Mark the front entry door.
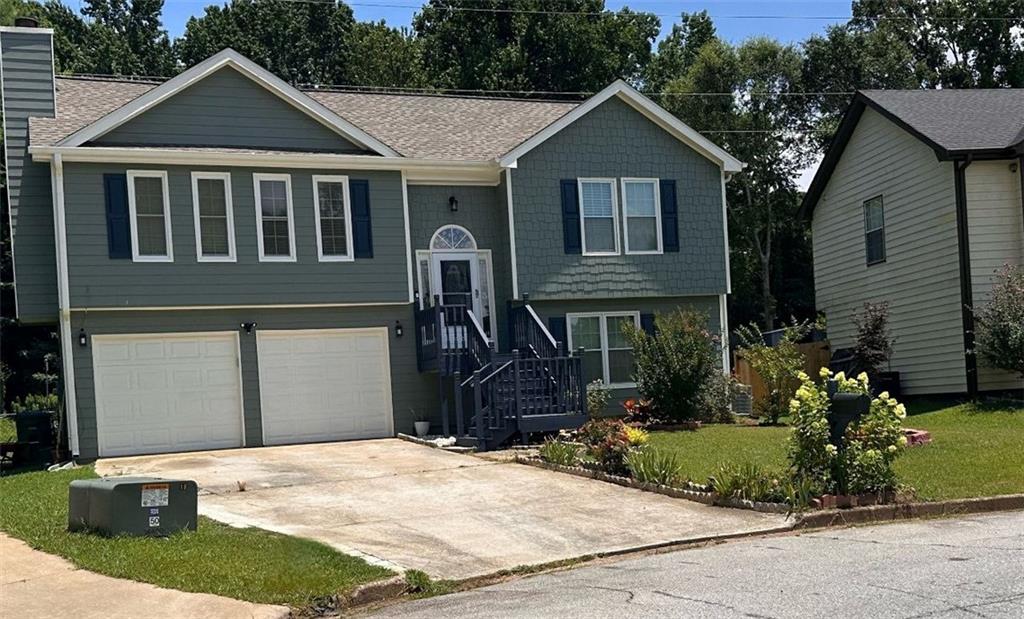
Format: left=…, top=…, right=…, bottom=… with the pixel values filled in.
left=431, top=252, right=482, bottom=349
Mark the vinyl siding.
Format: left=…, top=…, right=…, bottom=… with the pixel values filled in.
left=965, top=160, right=1024, bottom=393
left=94, top=66, right=366, bottom=153
left=70, top=305, right=436, bottom=460
left=0, top=30, right=58, bottom=322
left=812, top=107, right=965, bottom=395
left=63, top=163, right=409, bottom=307
left=511, top=96, right=728, bottom=300
left=407, top=184, right=514, bottom=347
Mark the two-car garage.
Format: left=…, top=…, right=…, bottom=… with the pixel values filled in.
left=91, top=328, right=394, bottom=457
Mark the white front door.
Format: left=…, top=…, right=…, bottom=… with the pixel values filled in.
left=257, top=328, right=393, bottom=446
left=431, top=251, right=481, bottom=315
left=92, top=332, right=244, bottom=457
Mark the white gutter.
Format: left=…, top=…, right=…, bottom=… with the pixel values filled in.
left=50, top=152, right=80, bottom=457
left=504, top=168, right=520, bottom=299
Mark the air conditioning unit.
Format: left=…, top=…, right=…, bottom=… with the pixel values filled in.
left=69, top=477, right=198, bottom=537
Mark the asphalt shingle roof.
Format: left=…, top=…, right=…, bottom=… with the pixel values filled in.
left=859, top=89, right=1024, bottom=152
left=30, top=76, right=579, bottom=161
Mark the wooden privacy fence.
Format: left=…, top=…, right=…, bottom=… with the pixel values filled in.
left=733, top=342, right=831, bottom=407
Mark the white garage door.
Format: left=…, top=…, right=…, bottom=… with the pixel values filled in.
left=257, top=328, right=394, bottom=446
left=92, top=333, right=244, bottom=457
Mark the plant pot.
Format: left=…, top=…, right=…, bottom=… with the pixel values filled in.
left=414, top=421, right=431, bottom=437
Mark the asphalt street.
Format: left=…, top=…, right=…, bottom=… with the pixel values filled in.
left=374, top=510, right=1024, bottom=618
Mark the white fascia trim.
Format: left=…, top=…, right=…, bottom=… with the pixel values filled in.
left=71, top=301, right=411, bottom=312
left=401, top=172, right=415, bottom=303
left=311, top=174, right=354, bottom=262
left=498, top=80, right=745, bottom=173
left=719, top=293, right=731, bottom=375
left=127, top=170, right=174, bottom=262
left=191, top=171, right=237, bottom=262
left=505, top=168, right=520, bottom=299
left=0, top=26, right=55, bottom=33
left=621, top=177, right=663, bottom=255
left=56, top=49, right=400, bottom=156
left=720, top=172, right=732, bottom=294
left=253, top=173, right=296, bottom=262
left=49, top=154, right=80, bottom=457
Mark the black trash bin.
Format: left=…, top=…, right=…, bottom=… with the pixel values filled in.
left=14, top=411, right=55, bottom=467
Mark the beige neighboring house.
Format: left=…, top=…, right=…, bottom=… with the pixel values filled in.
left=802, top=89, right=1024, bottom=397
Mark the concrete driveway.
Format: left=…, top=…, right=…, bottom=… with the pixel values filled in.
left=97, top=439, right=791, bottom=580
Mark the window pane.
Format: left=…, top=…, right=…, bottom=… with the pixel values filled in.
left=197, top=179, right=226, bottom=216
left=584, top=219, right=616, bottom=253
left=196, top=177, right=229, bottom=257
left=864, top=197, right=884, bottom=230
left=318, top=181, right=348, bottom=257
left=608, top=349, right=635, bottom=384
left=259, top=179, right=290, bottom=256
left=263, top=219, right=290, bottom=256
left=134, top=177, right=164, bottom=215
left=200, top=217, right=229, bottom=255
left=260, top=180, right=288, bottom=217
left=570, top=316, right=602, bottom=350
left=624, top=181, right=656, bottom=217
left=866, top=229, right=885, bottom=263
left=583, top=351, right=604, bottom=384
left=136, top=215, right=167, bottom=255
left=627, top=218, right=658, bottom=251
left=418, top=258, right=431, bottom=303
left=581, top=182, right=613, bottom=217
left=606, top=315, right=635, bottom=349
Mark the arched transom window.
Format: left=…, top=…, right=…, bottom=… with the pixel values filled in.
left=430, top=225, right=477, bottom=250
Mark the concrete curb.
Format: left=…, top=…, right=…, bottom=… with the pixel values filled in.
left=343, top=575, right=409, bottom=607
left=795, top=493, right=1024, bottom=528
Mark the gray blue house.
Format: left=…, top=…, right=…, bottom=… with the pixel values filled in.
left=1, top=24, right=742, bottom=459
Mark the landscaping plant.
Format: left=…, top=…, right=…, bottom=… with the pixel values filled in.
left=585, top=379, right=611, bottom=417
left=789, top=368, right=907, bottom=495
left=708, top=462, right=789, bottom=504
left=625, top=309, right=724, bottom=423
left=622, top=397, right=659, bottom=425
left=576, top=418, right=642, bottom=476
left=626, top=447, right=686, bottom=487
left=973, top=263, right=1024, bottom=378
left=851, top=301, right=894, bottom=378
left=537, top=437, right=579, bottom=467
left=735, top=321, right=809, bottom=424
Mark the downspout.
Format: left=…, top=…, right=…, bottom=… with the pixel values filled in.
left=50, top=152, right=80, bottom=457
left=953, top=157, right=978, bottom=398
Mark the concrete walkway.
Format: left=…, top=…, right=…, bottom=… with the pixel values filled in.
left=0, top=534, right=289, bottom=619
left=98, top=439, right=791, bottom=580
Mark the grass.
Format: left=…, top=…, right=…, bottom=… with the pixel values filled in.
left=0, top=466, right=393, bottom=607
left=0, top=417, right=16, bottom=443
left=648, top=399, right=1024, bottom=500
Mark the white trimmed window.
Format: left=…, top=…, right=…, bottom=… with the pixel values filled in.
left=567, top=312, right=639, bottom=387
left=127, top=170, right=173, bottom=262
left=253, top=173, right=295, bottom=261
left=863, top=195, right=886, bottom=265
left=313, top=175, right=353, bottom=262
left=191, top=172, right=235, bottom=262
left=578, top=178, right=620, bottom=255
left=622, top=178, right=662, bottom=254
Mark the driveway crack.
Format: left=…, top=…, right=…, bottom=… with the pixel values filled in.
left=653, top=590, right=777, bottom=618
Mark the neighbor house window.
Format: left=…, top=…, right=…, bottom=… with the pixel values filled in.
left=254, top=173, right=295, bottom=261
left=127, top=170, right=172, bottom=262
left=191, top=172, right=235, bottom=262
left=578, top=178, right=619, bottom=255
left=863, top=195, right=886, bottom=265
left=312, top=175, right=353, bottom=261
left=622, top=178, right=662, bottom=254
left=567, top=312, right=640, bottom=387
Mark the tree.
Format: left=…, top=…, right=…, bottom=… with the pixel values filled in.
left=413, top=0, right=659, bottom=93
left=662, top=36, right=811, bottom=329
left=851, top=301, right=894, bottom=378
left=974, top=264, right=1024, bottom=378
left=643, top=10, right=716, bottom=92
left=81, top=0, right=175, bottom=76
left=176, top=0, right=357, bottom=84
left=346, top=21, right=427, bottom=88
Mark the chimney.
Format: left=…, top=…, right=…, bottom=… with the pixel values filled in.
left=1, top=21, right=58, bottom=320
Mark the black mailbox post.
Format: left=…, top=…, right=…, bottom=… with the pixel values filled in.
left=827, top=390, right=871, bottom=448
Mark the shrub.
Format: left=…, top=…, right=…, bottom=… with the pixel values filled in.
left=537, top=438, right=579, bottom=467
left=974, top=264, right=1024, bottom=378
left=585, top=380, right=611, bottom=417
left=736, top=322, right=808, bottom=425
left=10, top=393, right=59, bottom=414
left=576, top=418, right=632, bottom=475
left=700, top=370, right=737, bottom=424
left=626, top=447, right=686, bottom=487
left=622, top=398, right=660, bottom=425
left=625, top=310, right=724, bottom=423
left=851, top=301, right=894, bottom=378
left=708, top=463, right=788, bottom=503
left=789, top=368, right=907, bottom=495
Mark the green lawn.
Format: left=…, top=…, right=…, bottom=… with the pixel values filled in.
left=0, top=467, right=393, bottom=607
left=0, top=417, right=16, bottom=442
left=649, top=399, right=1024, bottom=501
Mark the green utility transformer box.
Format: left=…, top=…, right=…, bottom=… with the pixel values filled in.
left=68, top=477, right=198, bottom=537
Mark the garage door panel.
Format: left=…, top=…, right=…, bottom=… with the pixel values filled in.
left=93, top=333, right=244, bottom=457
left=259, top=329, right=393, bottom=446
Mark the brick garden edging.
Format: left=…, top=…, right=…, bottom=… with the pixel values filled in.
left=795, top=493, right=1024, bottom=528
left=516, top=456, right=791, bottom=514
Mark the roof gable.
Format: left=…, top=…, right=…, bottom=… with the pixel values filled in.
left=498, top=80, right=744, bottom=173
left=57, top=49, right=400, bottom=156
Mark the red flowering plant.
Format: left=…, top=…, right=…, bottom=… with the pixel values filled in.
left=576, top=418, right=633, bottom=476
left=622, top=398, right=662, bottom=426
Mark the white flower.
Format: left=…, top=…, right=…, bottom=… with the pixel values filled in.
left=819, top=367, right=832, bottom=379
left=825, top=444, right=838, bottom=455
left=878, top=391, right=890, bottom=401
left=834, top=371, right=846, bottom=382
left=887, top=445, right=898, bottom=454
left=895, top=404, right=907, bottom=419
left=797, top=371, right=810, bottom=382
left=857, top=372, right=869, bottom=384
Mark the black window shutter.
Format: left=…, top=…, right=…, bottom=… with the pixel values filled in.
left=640, top=313, right=656, bottom=336
left=350, top=180, right=373, bottom=258
left=560, top=179, right=581, bottom=254
left=548, top=316, right=567, bottom=347
left=104, top=174, right=131, bottom=259
left=659, top=179, right=679, bottom=252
